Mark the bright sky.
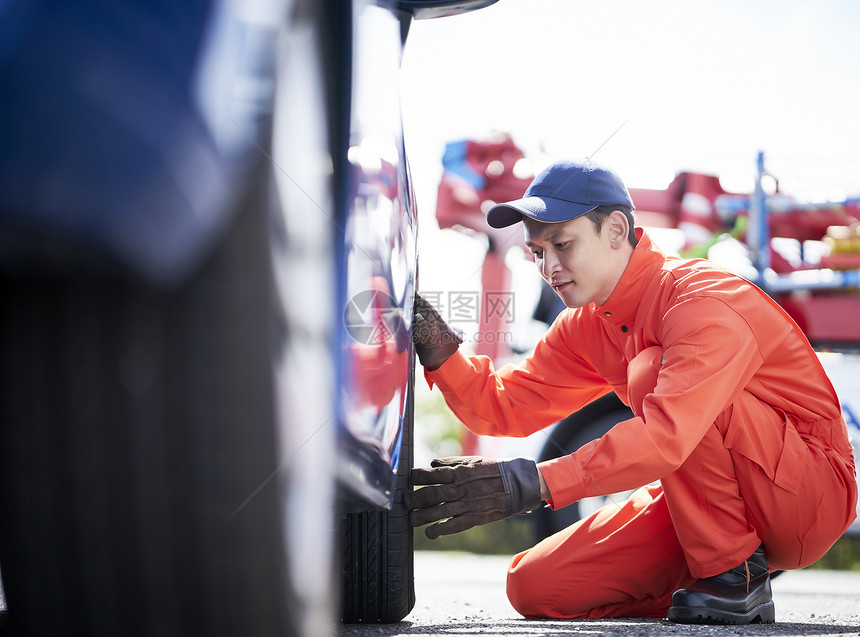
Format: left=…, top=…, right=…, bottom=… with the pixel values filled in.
left=398, top=0, right=860, bottom=342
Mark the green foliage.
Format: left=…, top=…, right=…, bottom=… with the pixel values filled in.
left=413, top=383, right=464, bottom=465
left=413, top=516, right=534, bottom=556
left=415, top=516, right=860, bottom=572
left=810, top=535, right=860, bottom=571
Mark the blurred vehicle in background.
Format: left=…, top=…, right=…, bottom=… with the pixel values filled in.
left=435, top=136, right=860, bottom=540
left=0, top=1, right=495, bottom=635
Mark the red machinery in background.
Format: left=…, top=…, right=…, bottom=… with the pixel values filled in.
left=435, top=135, right=532, bottom=365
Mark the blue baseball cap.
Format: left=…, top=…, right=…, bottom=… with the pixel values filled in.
left=486, top=158, right=634, bottom=228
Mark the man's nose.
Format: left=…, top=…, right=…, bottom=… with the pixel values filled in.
left=541, top=251, right=560, bottom=278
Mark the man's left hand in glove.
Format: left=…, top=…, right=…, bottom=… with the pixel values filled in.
left=405, top=456, right=543, bottom=539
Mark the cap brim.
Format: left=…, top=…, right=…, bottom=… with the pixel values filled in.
left=485, top=203, right=526, bottom=228
left=486, top=196, right=595, bottom=229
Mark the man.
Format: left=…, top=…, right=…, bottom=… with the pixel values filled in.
left=408, top=158, right=857, bottom=624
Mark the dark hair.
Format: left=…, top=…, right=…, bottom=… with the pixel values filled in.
left=583, top=205, right=638, bottom=247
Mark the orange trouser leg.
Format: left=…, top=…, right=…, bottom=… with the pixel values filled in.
left=507, top=485, right=695, bottom=618
left=628, top=346, right=758, bottom=577
left=662, top=400, right=856, bottom=575
left=660, top=421, right=762, bottom=577
left=632, top=346, right=857, bottom=577
left=724, top=415, right=857, bottom=571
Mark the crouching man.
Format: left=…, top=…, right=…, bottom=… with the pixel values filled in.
left=407, top=158, right=857, bottom=624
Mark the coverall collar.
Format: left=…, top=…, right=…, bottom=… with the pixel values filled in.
left=592, top=229, right=666, bottom=328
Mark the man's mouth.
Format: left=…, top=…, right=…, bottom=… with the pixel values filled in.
left=552, top=281, right=572, bottom=292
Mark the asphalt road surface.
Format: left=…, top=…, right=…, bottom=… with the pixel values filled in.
left=340, top=551, right=860, bottom=637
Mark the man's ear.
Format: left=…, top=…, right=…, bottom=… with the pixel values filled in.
left=607, top=210, right=630, bottom=248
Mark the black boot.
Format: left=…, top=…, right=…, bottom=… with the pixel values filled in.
left=668, top=545, right=775, bottom=625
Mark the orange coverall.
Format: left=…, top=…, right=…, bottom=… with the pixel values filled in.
left=425, top=230, right=857, bottom=618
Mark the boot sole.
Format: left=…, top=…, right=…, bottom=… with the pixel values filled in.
left=668, top=600, right=775, bottom=625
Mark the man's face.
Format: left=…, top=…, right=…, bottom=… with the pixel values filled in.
left=523, top=213, right=632, bottom=308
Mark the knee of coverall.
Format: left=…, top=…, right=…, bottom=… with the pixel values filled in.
left=506, top=486, right=693, bottom=619
left=627, top=346, right=664, bottom=417
left=507, top=549, right=555, bottom=618
left=507, top=545, right=598, bottom=618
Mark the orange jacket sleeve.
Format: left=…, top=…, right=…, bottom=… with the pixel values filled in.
left=425, top=314, right=613, bottom=439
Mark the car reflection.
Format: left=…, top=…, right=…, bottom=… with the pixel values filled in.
left=339, top=140, right=415, bottom=507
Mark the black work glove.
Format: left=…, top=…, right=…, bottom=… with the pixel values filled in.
left=412, top=293, right=463, bottom=370
left=406, top=456, right=542, bottom=539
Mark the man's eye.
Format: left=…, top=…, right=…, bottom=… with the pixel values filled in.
left=531, top=250, right=543, bottom=259
left=555, top=242, right=568, bottom=250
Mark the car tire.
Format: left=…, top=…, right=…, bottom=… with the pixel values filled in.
left=0, top=166, right=332, bottom=637
left=531, top=393, right=634, bottom=542
left=339, top=358, right=415, bottom=624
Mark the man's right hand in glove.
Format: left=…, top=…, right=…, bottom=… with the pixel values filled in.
left=412, top=292, right=463, bottom=370
left=405, top=456, right=543, bottom=539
